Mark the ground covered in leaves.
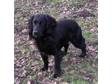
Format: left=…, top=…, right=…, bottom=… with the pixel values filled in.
left=14, top=0, right=98, bottom=84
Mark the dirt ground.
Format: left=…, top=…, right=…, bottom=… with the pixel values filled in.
left=14, top=0, right=98, bottom=84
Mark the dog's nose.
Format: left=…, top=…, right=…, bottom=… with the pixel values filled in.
left=33, top=31, right=38, bottom=37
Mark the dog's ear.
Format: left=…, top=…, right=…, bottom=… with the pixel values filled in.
left=45, top=15, right=57, bottom=34
left=28, top=15, right=34, bottom=40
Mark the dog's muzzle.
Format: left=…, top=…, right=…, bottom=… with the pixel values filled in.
left=33, top=31, right=43, bottom=38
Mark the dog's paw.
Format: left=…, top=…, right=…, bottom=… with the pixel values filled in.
left=53, top=73, right=61, bottom=78
left=53, top=71, right=63, bottom=78
left=41, top=67, right=48, bottom=71
left=79, top=53, right=86, bottom=57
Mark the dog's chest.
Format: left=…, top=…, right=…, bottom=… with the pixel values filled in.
left=36, top=37, right=56, bottom=54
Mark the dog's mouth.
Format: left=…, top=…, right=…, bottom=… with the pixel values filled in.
left=32, top=32, right=43, bottom=38
left=33, top=35, right=38, bottom=38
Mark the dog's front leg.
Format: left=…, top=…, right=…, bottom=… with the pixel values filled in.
left=40, top=52, right=48, bottom=71
left=53, top=51, right=63, bottom=78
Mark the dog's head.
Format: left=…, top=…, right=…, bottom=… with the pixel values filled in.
left=28, top=14, right=56, bottom=39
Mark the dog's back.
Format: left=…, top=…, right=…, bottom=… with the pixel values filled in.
left=55, top=19, right=82, bottom=40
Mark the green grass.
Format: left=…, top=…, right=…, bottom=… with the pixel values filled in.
left=47, top=0, right=64, bottom=3
left=71, top=79, right=89, bottom=84
left=63, top=75, right=89, bottom=84
left=82, top=31, right=97, bottom=43
left=61, top=54, right=98, bottom=83
left=83, top=31, right=92, bottom=39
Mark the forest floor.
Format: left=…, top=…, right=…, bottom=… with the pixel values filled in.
left=14, top=0, right=98, bottom=84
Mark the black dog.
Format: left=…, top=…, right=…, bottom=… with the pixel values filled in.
left=28, top=14, right=86, bottom=78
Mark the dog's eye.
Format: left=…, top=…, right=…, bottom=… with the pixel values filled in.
left=34, top=20, right=41, bottom=25
left=39, top=21, right=41, bottom=25
left=34, top=20, right=38, bottom=24
left=34, top=20, right=39, bottom=24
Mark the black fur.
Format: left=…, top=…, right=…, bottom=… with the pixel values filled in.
left=28, top=14, right=86, bottom=78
